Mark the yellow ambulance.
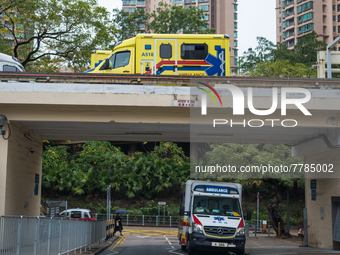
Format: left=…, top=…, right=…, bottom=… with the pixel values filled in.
left=85, top=34, right=230, bottom=76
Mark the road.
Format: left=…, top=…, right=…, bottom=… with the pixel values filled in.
left=98, top=228, right=185, bottom=255
left=98, top=227, right=340, bottom=255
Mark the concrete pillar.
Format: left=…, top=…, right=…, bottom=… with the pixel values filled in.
left=305, top=148, right=340, bottom=250
left=128, top=143, right=138, bottom=156
left=0, top=121, right=43, bottom=216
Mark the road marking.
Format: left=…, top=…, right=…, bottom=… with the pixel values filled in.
left=118, top=237, right=127, bottom=247
left=123, top=229, right=177, bottom=236
left=109, top=237, right=126, bottom=250
left=136, top=235, right=150, bottom=238
left=164, top=235, right=185, bottom=255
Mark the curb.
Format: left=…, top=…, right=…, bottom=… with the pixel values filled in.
left=89, top=236, right=119, bottom=255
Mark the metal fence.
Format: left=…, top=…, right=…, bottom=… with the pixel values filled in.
left=122, top=215, right=179, bottom=227
left=0, top=215, right=106, bottom=255
left=96, top=214, right=180, bottom=227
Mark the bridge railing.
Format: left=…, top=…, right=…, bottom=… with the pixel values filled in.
left=0, top=215, right=106, bottom=255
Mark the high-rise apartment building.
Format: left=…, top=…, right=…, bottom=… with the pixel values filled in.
left=276, top=0, right=338, bottom=49
left=122, top=0, right=238, bottom=73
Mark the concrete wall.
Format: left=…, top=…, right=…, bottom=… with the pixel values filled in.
left=0, top=121, right=43, bottom=216
left=305, top=148, right=340, bottom=250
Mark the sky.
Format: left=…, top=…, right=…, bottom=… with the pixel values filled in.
left=98, top=0, right=276, bottom=57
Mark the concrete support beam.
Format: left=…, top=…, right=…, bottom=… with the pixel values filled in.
left=305, top=148, right=340, bottom=250
left=0, top=122, right=43, bottom=216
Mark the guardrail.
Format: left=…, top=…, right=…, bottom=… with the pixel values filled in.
left=96, top=214, right=180, bottom=227
left=0, top=215, right=106, bottom=255
left=122, top=215, right=180, bottom=227
left=1, top=72, right=340, bottom=88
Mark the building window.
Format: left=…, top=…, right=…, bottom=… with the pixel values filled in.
left=137, top=0, right=145, bottom=4
left=234, top=4, right=238, bottom=11
left=198, top=5, right=209, bottom=11
left=338, top=4, right=340, bottom=11
left=334, top=26, right=337, bottom=32
left=297, top=12, right=313, bottom=24
left=234, top=40, right=238, bottom=47
left=334, top=15, right=336, bottom=22
left=198, top=0, right=208, bottom=2
left=279, top=17, right=281, bottom=23
left=234, top=13, right=238, bottom=19
left=234, top=31, right=238, bottom=38
left=297, top=2, right=313, bottom=13
left=234, top=22, right=237, bottom=29
left=334, top=5, right=336, bottom=11
left=201, top=14, right=209, bottom=21
left=130, top=0, right=136, bottom=5
left=181, top=43, right=208, bottom=59
left=234, top=49, right=238, bottom=56
left=297, top=22, right=314, bottom=34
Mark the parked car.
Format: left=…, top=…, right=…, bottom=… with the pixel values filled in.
left=0, top=53, right=25, bottom=72
left=59, top=208, right=95, bottom=221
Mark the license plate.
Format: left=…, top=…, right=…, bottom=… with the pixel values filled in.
left=212, top=242, right=228, bottom=247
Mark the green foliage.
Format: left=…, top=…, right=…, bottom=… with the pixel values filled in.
left=249, top=60, right=316, bottom=78
left=147, top=2, right=215, bottom=34
left=239, top=32, right=327, bottom=77
left=0, top=0, right=114, bottom=72
left=42, top=141, right=190, bottom=199
left=112, top=8, right=147, bottom=42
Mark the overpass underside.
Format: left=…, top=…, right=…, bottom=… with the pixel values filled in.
left=0, top=81, right=339, bottom=249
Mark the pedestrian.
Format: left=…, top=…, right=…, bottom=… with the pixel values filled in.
left=114, top=213, right=123, bottom=236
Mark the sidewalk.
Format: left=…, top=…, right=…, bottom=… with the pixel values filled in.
left=74, top=236, right=118, bottom=255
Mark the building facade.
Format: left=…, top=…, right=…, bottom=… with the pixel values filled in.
left=122, top=0, right=238, bottom=73
left=276, top=0, right=338, bottom=49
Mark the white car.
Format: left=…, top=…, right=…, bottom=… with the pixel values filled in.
left=0, top=53, right=25, bottom=72
left=59, top=208, right=95, bottom=220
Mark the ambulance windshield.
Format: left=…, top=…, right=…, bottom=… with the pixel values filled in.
left=193, top=196, right=242, bottom=217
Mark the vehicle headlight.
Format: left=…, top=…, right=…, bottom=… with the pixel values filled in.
left=192, top=223, right=203, bottom=234
left=236, top=227, right=245, bottom=236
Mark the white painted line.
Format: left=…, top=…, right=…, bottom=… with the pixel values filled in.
left=164, top=235, right=184, bottom=255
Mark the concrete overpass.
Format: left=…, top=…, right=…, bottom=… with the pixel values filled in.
left=0, top=78, right=340, bottom=250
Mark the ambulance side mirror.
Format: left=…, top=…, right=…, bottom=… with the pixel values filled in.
left=179, top=206, right=184, bottom=216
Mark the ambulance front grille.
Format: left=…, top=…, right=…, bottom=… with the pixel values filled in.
left=204, top=226, right=236, bottom=237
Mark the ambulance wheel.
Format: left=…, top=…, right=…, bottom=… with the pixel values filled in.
left=187, top=240, right=195, bottom=255
left=181, top=245, right=186, bottom=250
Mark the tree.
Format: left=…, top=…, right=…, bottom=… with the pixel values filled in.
left=237, top=37, right=276, bottom=73
left=147, top=2, right=215, bottom=34
left=293, top=31, right=327, bottom=66
left=0, top=0, right=113, bottom=72
left=198, top=143, right=304, bottom=237
left=249, top=60, right=316, bottom=78
left=112, top=8, right=148, bottom=43
left=239, top=32, right=327, bottom=76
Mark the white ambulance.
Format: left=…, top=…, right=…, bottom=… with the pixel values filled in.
left=178, top=180, right=249, bottom=255
left=0, top=53, right=25, bottom=72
